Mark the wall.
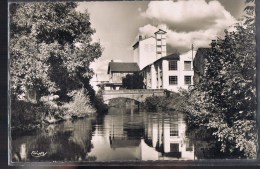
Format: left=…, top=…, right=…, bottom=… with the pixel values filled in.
left=111, top=72, right=133, bottom=83
left=162, top=50, right=195, bottom=92
left=138, top=38, right=156, bottom=70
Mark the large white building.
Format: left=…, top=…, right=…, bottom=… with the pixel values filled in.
left=133, top=29, right=195, bottom=92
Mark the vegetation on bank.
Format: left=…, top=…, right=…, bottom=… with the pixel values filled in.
left=143, top=92, right=183, bottom=112
left=183, top=0, right=256, bottom=159
left=10, top=2, right=107, bottom=131
left=143, top=0, right=257, bottom=159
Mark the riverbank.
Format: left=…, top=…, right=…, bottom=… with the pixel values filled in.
left=11, top=88, right=107, bottom=133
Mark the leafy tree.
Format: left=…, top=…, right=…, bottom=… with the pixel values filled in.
left=122, top=73, right=144, bottom=89
left=183, top=0, right=256, bottom=158
left=10, top=2, right=102, bottom=100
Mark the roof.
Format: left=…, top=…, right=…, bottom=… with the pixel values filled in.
left=107, top=62, right=140, bottom=74
left=154, top=53, right=180, bottom=64
left=154, top=29, right=167, bottom=34
left=141, top=53, right=180, bottom=71
left=132, top=36, right=155, bottom=48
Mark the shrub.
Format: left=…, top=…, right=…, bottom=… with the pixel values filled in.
left=11, top=99, right=48, bottom=130
left=62, top=88, right=96, bottom=118
left=144, top=96, right=168, bottom=111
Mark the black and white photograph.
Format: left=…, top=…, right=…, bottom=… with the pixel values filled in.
left=9, top=0, right=257, bottom=164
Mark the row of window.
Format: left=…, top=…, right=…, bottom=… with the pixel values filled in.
left=169, top=76, right=191, bottom=85
left=169, top=60, right=192, bottom=71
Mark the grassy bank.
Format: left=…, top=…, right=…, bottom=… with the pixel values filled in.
left=11, top=88, right=105, bottom=133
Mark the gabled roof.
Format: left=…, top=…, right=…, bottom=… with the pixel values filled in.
left=107, top=62, right=140, bottom=74
left=154, top=29, right=167, bottom=34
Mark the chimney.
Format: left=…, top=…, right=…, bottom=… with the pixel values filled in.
left=211, top=40, right=216, bottom=48
left=139, top=35, right=142, bottom=41
left=111, top=60, right=114, bottom=62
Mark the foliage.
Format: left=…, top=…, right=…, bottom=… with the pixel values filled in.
left=122, top=73, right=144, bottom=89
left=11, top=99, right=48, bottom=131
left=183, top=0, right=257, bottom=158
left=144, top=92, right=180, bottom=112
left=91, top=88, right=108, bottom=113
left=62, top=88, right=96, bottom=118
left=10, top=2, right=102, bottom=100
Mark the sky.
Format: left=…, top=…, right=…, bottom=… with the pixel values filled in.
left=76, top=0, right=247, bottom=86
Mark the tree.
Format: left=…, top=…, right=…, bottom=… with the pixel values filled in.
left=122, top=73, right=144, bottom=89
left=10, top=2, right=102, bottom=100
left=183, top=0, right=256, bottom=158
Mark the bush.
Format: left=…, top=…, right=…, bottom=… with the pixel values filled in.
left=11, top=99, right=48, bottom=130
left=144, top=96, right=168, bottom=111
left=62, top=88, right=96, bottom=118
left=144, top=91, right=181, bottom=112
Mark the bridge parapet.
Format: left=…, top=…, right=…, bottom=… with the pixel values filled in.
left=102, top=89, right=167, bottom=102
left=103, top=89, right=166, bottom=94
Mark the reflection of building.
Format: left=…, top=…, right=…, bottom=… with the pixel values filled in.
left=133, top=29, right=195, bottom=92
left=193, top=48, right=211, bottom=84
left=97, top=60, right=140, bottom=90
left=143, top=112, right=195, bottom=160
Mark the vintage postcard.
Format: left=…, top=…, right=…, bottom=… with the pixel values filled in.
left=9, top=0, right=257, bottom=165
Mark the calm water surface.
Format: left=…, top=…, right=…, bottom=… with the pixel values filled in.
left=12, top=105, right=204, bottom=162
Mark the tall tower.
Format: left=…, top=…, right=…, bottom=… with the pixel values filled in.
left=154, top=29, right=167, bottom=60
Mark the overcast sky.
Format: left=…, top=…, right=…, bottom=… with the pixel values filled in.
left=76, top=0, right=247, bottom=83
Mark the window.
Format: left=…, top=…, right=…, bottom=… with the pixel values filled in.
left=185, top=140, right=193, bottom=151
left=157, top=45, right=162, bottom=48
left=169, top=76, right=178, bottom=85
left=170, top=123, right=178, bottom=136
left=184, top=61, right=192, bottom=70
left=169, top=60, right=177, bottom=70
left=170, top=114, right=178, bottom=136
left=157, top=51, right=162, bottom=54
left=184, top=76, right=192, bottom=85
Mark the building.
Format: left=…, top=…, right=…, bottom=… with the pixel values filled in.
left=134, top=29, right=195, bottom=92
left=97, top=60, right=140, bottom=90
left=193, top=48, right=211, bottom=84
left=133, top=29, right=167, bottom=70
left=140, top=51, right=194, bottom=92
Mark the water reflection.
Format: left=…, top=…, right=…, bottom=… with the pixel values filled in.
left=12, top=118, right=96, bottom=162
left=88, top=107, right=195, bottom=161
left=143, top=112, right=195, bottom=160
left=12, top=105, right=197, bottom=162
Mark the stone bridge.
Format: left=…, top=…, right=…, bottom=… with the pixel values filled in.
left=102, top=89, right=167, bottom=102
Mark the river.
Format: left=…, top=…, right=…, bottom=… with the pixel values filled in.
left=11, top=104, right=215, bottom=162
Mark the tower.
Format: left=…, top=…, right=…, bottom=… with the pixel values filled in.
left=154, top=29, right=167, bottom=60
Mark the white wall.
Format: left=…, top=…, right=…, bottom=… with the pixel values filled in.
left=162, top=50, right=195, bottom=92
left=138, top=38, right=156, bottom=70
